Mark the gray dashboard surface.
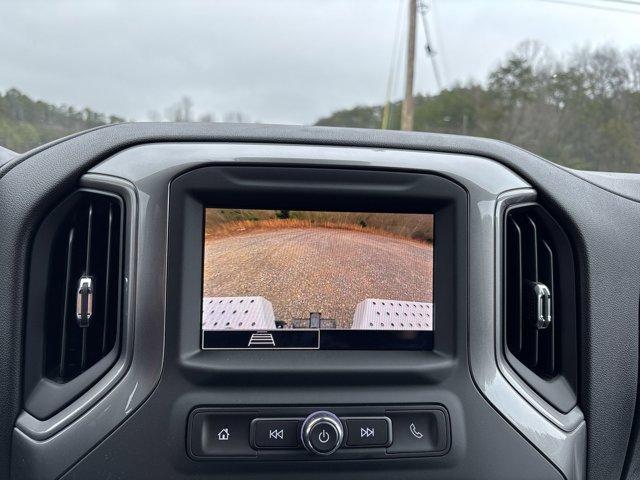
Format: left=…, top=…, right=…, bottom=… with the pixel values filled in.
left=0, top=123, right=639, bottom=479
left=568, top=169, right=640, bottom=202
left=62, top=144, right=565, bottom=479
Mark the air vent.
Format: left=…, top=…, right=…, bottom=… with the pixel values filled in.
left=44, top=192, right=123, bottom=382
left=503, top=203, right=577, bottom=411
left=24, top=189, right=126, bottom=419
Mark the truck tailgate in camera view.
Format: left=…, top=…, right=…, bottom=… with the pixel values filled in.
left=201, top=209, right=434, bottom=350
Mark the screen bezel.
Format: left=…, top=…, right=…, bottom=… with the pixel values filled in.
left=168, top=165, right=467, bottom=383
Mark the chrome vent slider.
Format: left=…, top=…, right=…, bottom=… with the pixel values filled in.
left=532, top=282, right=552, bottom=330
left=76, top=275, right=94, bottom=328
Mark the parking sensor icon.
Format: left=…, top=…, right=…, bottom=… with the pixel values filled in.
left=248, top=332, right=275, bottom=347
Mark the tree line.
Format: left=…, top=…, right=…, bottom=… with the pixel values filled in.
left=0, top=88, right=124, bottom=152
left=0, top=90, right=250, bottom=153
left=2, top=41, right=639, bottom=172
left=317, top=42, right=640, bottom=173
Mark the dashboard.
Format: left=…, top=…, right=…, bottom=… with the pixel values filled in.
left=1, top=124, right=639, bottom=479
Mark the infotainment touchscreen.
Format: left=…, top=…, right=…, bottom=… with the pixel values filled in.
left=201, top=209, right=434, bottom=350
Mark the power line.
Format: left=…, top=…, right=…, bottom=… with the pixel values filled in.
left=428, top=0, right=448, bottom=86
left=537, top=0, right=640, bottom=15
left=417, top=0, right=443, bottom=92
left=382, top=0, right=406, bottom=130
left=600, top=0, right=640, bottom=6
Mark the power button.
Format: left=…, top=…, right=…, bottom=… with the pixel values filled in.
left=301, top=411, right=344, bottom=455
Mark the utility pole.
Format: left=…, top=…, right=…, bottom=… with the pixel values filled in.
left=400, top=0, right=417, bottom=131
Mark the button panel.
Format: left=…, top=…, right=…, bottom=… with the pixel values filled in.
left=187, top=406, right=449, bottom=461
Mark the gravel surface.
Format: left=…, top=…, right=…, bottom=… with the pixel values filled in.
left=203, top=227, right=433, bottom=329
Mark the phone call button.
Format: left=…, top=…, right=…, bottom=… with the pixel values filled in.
left=386, top=410, right=449, bottom=454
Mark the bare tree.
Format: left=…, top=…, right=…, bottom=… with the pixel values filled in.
left=166, top=96, right=194, bottom=122
left=223, top=111, right=250, bottom=123
left=147, top=110, right=162, bottom=122
left=626, top=48, right=640, bottom=91
left=198, top=113, right=216, bottom=122
left=181, top=96, right=193, bottom=122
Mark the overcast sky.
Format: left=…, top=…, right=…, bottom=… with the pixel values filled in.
left=1, top=0, right=639, bottom=124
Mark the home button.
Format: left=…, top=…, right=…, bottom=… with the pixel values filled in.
left=189, top=411, right=256, bottom=457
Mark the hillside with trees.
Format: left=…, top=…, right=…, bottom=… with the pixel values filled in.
left=2, top=42, right=639, bottom=171
left=317, top=42, right=640, bottom=173
left=0, top=88, right=124, bottom=153
left=0, top=90, right=248, bottom=153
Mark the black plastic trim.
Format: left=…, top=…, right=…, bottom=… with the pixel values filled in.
left=169, top=165, right=464, bottom=382
left=187, top=405, right=450, bottom=461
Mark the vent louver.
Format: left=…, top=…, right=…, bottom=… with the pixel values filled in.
left=504, top=204, right=577, bottom=392
left=44, top=192, right=123, bottom=383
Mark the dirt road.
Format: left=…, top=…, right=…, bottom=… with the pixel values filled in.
left=203, top=227, right=433, bottom=328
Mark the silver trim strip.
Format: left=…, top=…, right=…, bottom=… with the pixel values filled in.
left=465, top=188, right=585, bottom=478
left=15, top=181, right=141, bottom=439
left=90, top=143, right=529, bottom=196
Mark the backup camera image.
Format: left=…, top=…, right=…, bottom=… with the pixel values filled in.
left=201, top=209, right=434, bottom=349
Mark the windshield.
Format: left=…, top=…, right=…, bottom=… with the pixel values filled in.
left=1, top=0, right=639, bottom=172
